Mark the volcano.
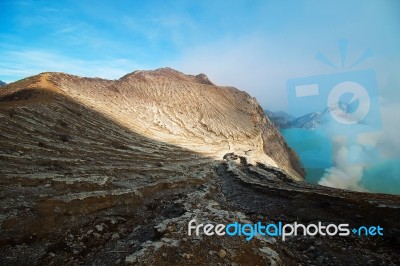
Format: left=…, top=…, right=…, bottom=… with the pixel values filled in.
left=0, top=68, right=398, bottom=265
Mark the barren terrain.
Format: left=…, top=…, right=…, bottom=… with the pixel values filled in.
left=0, top=68, right=398, bottom=265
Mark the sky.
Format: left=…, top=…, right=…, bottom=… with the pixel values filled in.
left=0, top=0, right=399, bottom=111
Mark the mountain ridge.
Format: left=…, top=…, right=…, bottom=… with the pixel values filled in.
left=1, top=69, right=304, bottom=179
left=1, top=69, right=399, bottom=265
left=121, top=67, right=214, bottom=85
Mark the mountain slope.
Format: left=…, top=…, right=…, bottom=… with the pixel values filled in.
left=0, top=69, right=303, bottom=265
left=0, top=69, right=399, bottom=265
left=44, top=68, right=304, bottom=179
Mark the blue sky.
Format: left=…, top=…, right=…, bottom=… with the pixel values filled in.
left=1, top=0, right=399, bottom=110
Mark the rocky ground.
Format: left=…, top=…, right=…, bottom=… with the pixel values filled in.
left=0, top=69, right=399, bottom=265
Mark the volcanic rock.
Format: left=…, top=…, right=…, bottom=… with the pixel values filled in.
left=0, top=68, right=398, bottom=265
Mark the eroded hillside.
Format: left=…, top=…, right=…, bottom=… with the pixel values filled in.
left=40, top=68, right=303, bottom=179
left=0, top=69, right=399, bottom=265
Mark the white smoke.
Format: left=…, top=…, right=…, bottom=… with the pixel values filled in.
left=318, top=102, right=400, bottom=193
left=318, top=138, right=368, bottom=192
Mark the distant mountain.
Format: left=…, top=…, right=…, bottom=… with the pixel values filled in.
left=266, top=102, right=351, bottom=130
left=0, top=80, right=6, bottom=87
left=289, top=111, right=325, bottom=129
left=264, top=110, right=294, bottom=120
left=264, top=109, right=295, bottom=129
